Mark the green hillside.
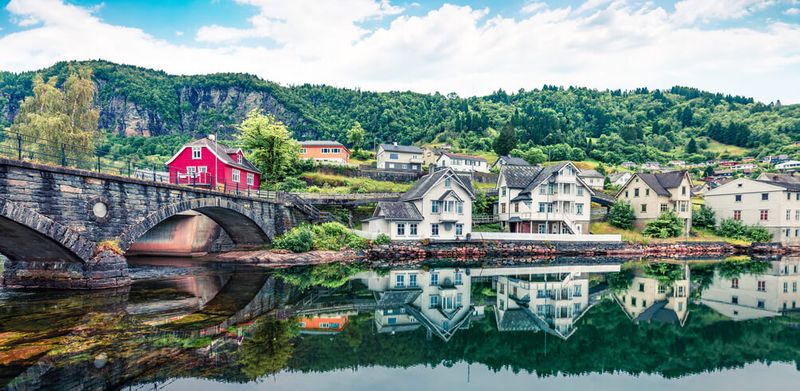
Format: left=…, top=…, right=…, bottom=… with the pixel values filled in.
left=1, top=60, right=799, bottom=164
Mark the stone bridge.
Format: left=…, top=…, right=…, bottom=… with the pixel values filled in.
left=0, top=158, right=315, bottom=289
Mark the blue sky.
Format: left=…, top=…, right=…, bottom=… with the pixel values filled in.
left=1, top=0, right=800, bottom=102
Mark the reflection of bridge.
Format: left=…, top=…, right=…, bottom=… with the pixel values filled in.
left=0, top=158, right=320, bottom=289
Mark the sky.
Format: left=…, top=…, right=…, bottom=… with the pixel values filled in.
left=0, top=0, right=799, bottom=103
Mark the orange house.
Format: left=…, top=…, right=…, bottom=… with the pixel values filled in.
left=299, top=141, right=350, bottom=165
left=297, top=315, right=349, bottom=334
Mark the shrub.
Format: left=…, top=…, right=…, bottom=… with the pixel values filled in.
left=272, top=226, right=313, bottom=253
left=608, top=201, right=635, bottom=230
left=746, top=226, right=772, bottom=243
left=716, top=219, right=772, bottom=242
left=373, top=233, right=392, bottom=245
left=276, top=177, right=307, bottom=192
left=692, top=206, right=716, bottom=229
left=643, top=210, right=683, bottom=238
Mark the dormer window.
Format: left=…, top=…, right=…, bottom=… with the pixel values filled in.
left=192, top=147, right=201, bottom=159
left=237, top=154, right=243, bottom=164
left=445, top=177, right=451, bottom=188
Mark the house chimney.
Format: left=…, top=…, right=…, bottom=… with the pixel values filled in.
left=208, top=134, right=216, bottom=141
left=393, top=142, right=398, bottom=146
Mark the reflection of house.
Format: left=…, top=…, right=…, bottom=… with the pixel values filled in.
left=297, top=313, right=352, bottom=334
left=363, top=168, right=475, bottom=240
left=362, top=268, right=474, bottom=341
left=616, top=171, right=692, bottom=230
left=376, top=143, right=424, bottom=171
left=495, top=271, right=592, bottom=339
left=700, top=259, right=800, bottom=320
left=496, top=162, right=594, bottom=234
left=613, top=265, right=690, bottom=326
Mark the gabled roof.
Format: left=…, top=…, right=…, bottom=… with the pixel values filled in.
left=623, top=171, right=689, bottom=197
left=578, top=169, right=604, bottom=178
left=165, top=138, right=261, bottom=173
left=522, top=162, right=570, bottom=194
left=371, top=202, right=424, bottom=221
left=494, top=156, right=530, bottom=167
left=500, top=165, right=542, bottom=189
left=608, top=172, right=630, bottom=182
left=441, top=152, right=487, bottom=163
left=635, top=300, right=681, bottom=324
left=380, top=144, right=423, bottom=154
left=495, top=308, right=541, bottom=332
left=756, top=179, right=800, bottom=192
left=399, top=168, right=475, bottom=202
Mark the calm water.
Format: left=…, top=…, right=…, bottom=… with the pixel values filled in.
left=2, top=256, right=800, bottom=391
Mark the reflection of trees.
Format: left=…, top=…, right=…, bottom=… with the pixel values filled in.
left=689, top=264, right=715, bottom=297
left=238, top=317, right=298, bottom=380
left=607, top=270, right=634, bottom=293
left=275, top=263, right=366, bottom=290
left=717, top=259, right=770, bottom=280
left=643, top=263, right=685, bottom=287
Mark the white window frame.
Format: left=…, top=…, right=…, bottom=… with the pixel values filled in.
left=192, top=147, right=202, bottom=160
left=431, top=223, right=439, bottom=237
left=232, top=169, right=241, bottom=183
left=247, top=173, right=254, bottom=186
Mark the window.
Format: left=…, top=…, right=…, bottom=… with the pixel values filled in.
left=397, top=223, right=405, bottom=236
left=795, top=210, right=800, bottom=220
left=735, top=194, right=742, bottom=202
left=445, top=178, right=451, bottom=187
left=658, top=285, right=666, bottom=294
left=538, top=224, right=546, bottom=234
left=501, top=187, right=507, bottom=196
left=499, top=283, right=505, bottom=294
left=682, top=186, right=687, bottom=195
left=455, top=224, right=463, bottom=236
left=431, top=223, right=439, bottom=236
left=642, top=300, right=647, bottom=308
left=538, top=203, right=546, bottom=213
left=576, top=203, right=584, bottom=215
left=574, top=285, right=582, bottom=297
left=198, top=166, right=207, bottom=174
left=679, top=201, right=688, bottom=212
left=634, top=188, right=640, bottom=197
left=762, top=193, right=769, bottom=201
left=396, top=274, right=405, bottom=288
left=625, top=190, right=629, bottom=198
left=389, top=153, right=398, bottom=160
left=247, top=173, right=254, bottom=186
left=645, top=189, right=650, bottom=196
left=639, top=283, right=645, bottom=292
left=300, top=148, right=307, bottom=154
left=514, top=202, right=519, bottom=213
left=432, top=201, right=441, bottom=214
left=660, top=203, right=668, bottom=212
left=785, top=282, right=789, bottom=293
left=733, top=210, right=742, bottom=220
left=237, top=154, right=243, bottom=164
left=731, top=278, right=739, bottom=288
left=499, top=299, right=505, bottom=310
left=758, top=280, right=766, bottom=291
left=192, top=147, right=201, bottom=159
left=540, top=186, right=546, bottom=195
left=429, top=295, right=439, bottom=308
left=631, top=297, right=637, bottom=306
left=757, top=299, right=765, bottom=309
left=455, top=272, right=463, bottom=285
left=410, top=223, right=418, bottom=236
left=431, top=273, right=439, bottom=285
left=232, top=169, right=240, bottom=183
left=732, top=296, right=738, bottom=304
left=456, top=202, right=464, bottom=214
left=794, top=282, right=798, bottom=292
left=641, top=204, right=647, bottom=213
left=577, top=186, right=584, bottom=196
left=500, top=203, right=506, bottom=214
left=409, top=274, right=417, bottom=287
left=187, top=166, right=197, bottom=176
left=456, top=293, right=463, bottom=307
left=760, top=210, right=769, bottom=221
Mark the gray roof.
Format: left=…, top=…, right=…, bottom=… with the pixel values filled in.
left=495, top=308, right=541, bottom=331
left=299, top=140, right=346, bottom=148
left=578, top=169, right=604, bottom=178
left=376, top=290, right=421, bottom=308
left=636, top=301, right=679, bottom=324
left=501, top=165, right=543, bottom=189
left=372, top=202, right=424, bottom=221
left=608, top=172, right=629, bottom=182
left=183, top=138, right=261, bottom=173
left=634, top=171, right=688, bottom=197
left=494, top=156, right=531, bottom=167
left=399, top=168, right=475, bottom=201
left=380, top=144, right=423, bottom=154
left=443, top=152, right=487, bottom=162
left=522, top=162, right=571, bottom=194
left=756, top=179, right=800, bottom=192
left=511, top=193, right=532, bottom=202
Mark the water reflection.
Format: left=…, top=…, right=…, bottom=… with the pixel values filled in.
left=2, top=256, right=800, bottom=390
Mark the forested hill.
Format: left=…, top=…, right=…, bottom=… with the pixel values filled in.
left=1, top=60, right=799, bottom=163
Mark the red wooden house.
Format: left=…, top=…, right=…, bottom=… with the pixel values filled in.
left=165, top=136, right=261, bottom=191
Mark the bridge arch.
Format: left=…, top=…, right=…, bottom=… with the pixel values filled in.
left=117, top=197, right=273, bottom=252
left=0, top=199, right=96, bottom=263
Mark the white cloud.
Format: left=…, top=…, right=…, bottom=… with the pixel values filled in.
left=175, top=31, right=184, bottom=36
left=786, top=7, right=800, bottom=15
left=521, top=1, right=546, bottom=14
left=671, top=0, right=776, bottom=24
left=1, top=0, right=799, bottom=104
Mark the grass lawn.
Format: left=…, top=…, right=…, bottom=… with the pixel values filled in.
left=473, top=181, right=497, bottom=191
left=590, top=222, right=750, bottom=246
left=705, top=140, right=750, bottom=157
left=301, top=172, right=411, bottom=194
left=472, top=223, right=502, bottom=232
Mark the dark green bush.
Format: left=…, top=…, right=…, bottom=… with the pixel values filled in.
left=643, top=211, right=683, bottom=238
left=373, top=233, right=391, bottom=245
left=608, top=201, right=635, bottom=230
left=692, top=206, right=716, bottom=229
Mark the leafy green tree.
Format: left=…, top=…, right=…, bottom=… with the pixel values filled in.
left=11, top=68, right=99, bottom=161
left=346, top=121, right=366, bottom=153
left=608, top=201, right=635, bottom=230
left=685, top=137, right=698, bottom=154
left=643, top=210, right=684, bottom=238
left=492, top=124, right=517, bottom=156
left=692, top=206, right=716, bottom=229
left=237, top=110, right=300, bottom=184
left=511, top=147, right=546, bottom=165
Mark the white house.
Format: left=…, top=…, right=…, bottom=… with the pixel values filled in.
left=436, top=153, right=489, bottom=173
left=700, top=259, right=800, bottom=320
left=491, top=156, right=531, bottom=170
left=616, top=171, right=693, bottom=230
left=703, top=177, right=800, bottom=244
left=376, top=143, right=424, bottom=171
left=496, top=162, right=594, bottom=234
left=577, top=169, right=605, bottom=191
left=608, top=172, right=633, bottom=187
left=362, top=168, right=475, bottom=240
left=359, top=268, right=474, bottom=341
left=776, top=160, right=800, bottom=171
